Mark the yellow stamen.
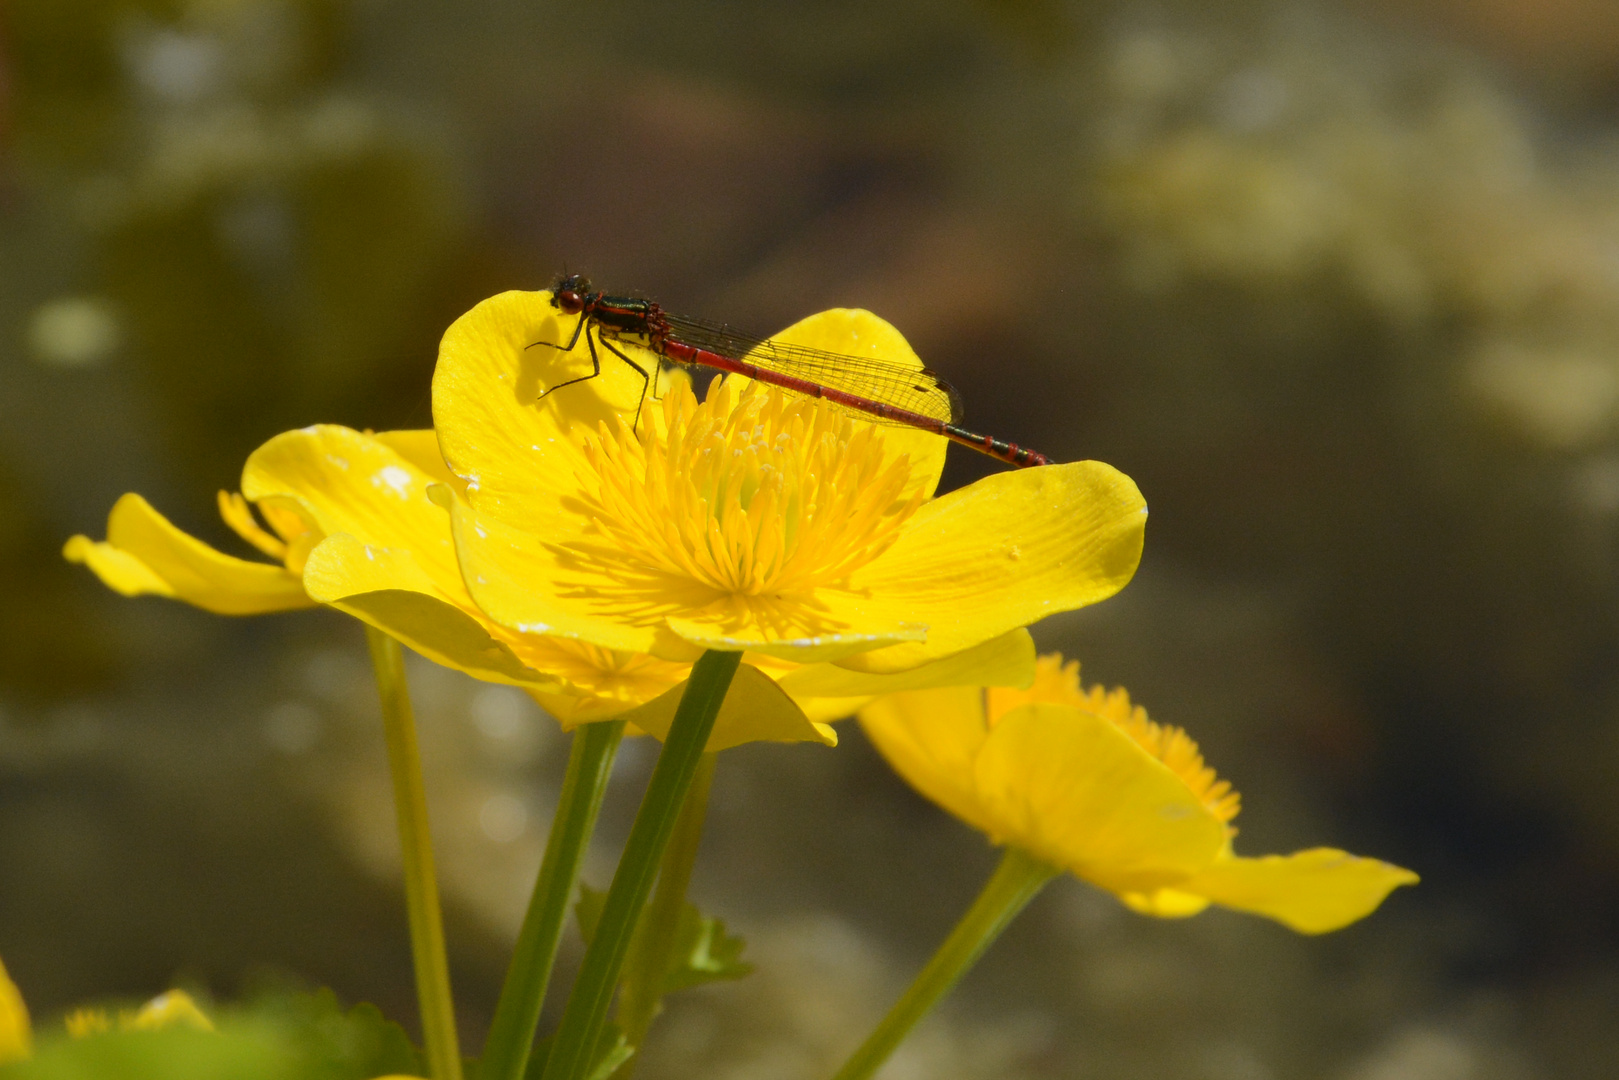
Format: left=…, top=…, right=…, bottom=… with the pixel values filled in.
left=1080, top=684, right=1241, bottom=824
left=561, top=379, right=923, bottom=638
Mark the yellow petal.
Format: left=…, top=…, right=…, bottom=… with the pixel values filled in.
left=777, top=628, right=1035, bottom=699
left=0, top=955, right=30, bottom=1064
left=371, top=429, right=458, bottom=486
left=1176, top=849, right=1420, bottom=934
left=259, top=429, right=594, bottom=691
left=797, top=696, right=871, bottom=724
left=447, top=494, right=661, bottom=655
left=529, top=688, right=635, bottom=727
left=615, top=663, right=836, bottom=752
left=749, top=308, right=947, bottom=502
left=834, top=461, right=1148, bottom=673
left=858, top=685, right=997, bottom=837
left=433, top=290, right=643, bottom=526
left=664, top=615, right=923, bottom=664
left=242, top=425, right=464, bottom=591
left=308, top=570, right=552, bottom=691
left=64, top=494, right=312, bottom=615
left=972, top=703, right=1228, bottom=893
left=62, top=535, right=177, bottom=599
left=1118, top=888, right=1212, bottom=919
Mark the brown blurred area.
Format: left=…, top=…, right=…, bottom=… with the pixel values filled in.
left=4, top=1, right=1619, bottom=1077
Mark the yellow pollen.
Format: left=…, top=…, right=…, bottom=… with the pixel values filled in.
left=989, top=655, right=1241, bottom=824
left=562, top=378, right=922, bottom=635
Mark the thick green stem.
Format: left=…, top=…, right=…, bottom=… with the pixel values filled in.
left=541, top=650, right=742, bottom=1080
left=364, top=627, right=464, bottom=1080
left=829, top=847, right=1059, bottom=1080
left=616, top=751, right=718, bottom=1048
left=480, top=720, right=626, bottom=1080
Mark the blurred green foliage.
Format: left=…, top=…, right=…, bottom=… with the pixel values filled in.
left=0, top=988, right=420, bottom=1080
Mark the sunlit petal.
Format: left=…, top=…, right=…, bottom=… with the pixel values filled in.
left=835, top=462, right=1147, bottom=672
left=858, top=685, right=996, bottom=837
left=64, top=494, right=311, bottom=615
left=1176, top=849, right=1420, bottom=934
left=242, top=425, right=463, bottom=592
left=1118, top=888, right=1212, bottom=919
left=973, top=703, right=1229, bottom=893
left=778, top=628, right=1035, bottom=698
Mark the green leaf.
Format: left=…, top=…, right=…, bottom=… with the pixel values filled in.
left=660, top=905, right=752, bottom=994
left=576, top=882, right=751, bottom=995
left=575, top=883, right=607, bottom=947
left=0, top=988, right=425, bottom=1080
left=245, top=987, right=424, bottom=1080
left=583, top=1027, right=633, bottom=1080
left=518, top=1021, right=633, bottom=1080
left=0, top=1027, right=297, bottom=1080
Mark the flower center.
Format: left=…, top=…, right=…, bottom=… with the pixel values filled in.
left=564, top=378, right=922, bottom=633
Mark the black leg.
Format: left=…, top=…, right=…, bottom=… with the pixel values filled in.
left=536, top=324, right=603, bottom=401
left=599, top=337, right=653, bottom=432
left=526, top=310, right=587, bottom=354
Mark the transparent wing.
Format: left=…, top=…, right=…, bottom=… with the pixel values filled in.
left=663, top=313, right=963, bottom=426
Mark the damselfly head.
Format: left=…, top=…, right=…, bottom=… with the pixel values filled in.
left=550, top=273, right=592, bottom=314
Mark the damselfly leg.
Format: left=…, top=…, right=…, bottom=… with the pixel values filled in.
left=526, top=320, right=657, bottom=431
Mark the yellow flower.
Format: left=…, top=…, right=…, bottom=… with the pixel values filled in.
left=859, top=654, right=1418, bottom=933
left=0, top=955, right=29, bottom=1065
left=0, top=960, right=211, bottom=1067
left=65, top=420, right=1040, bottom=747
left=434, top=291, right=1148, bottom=673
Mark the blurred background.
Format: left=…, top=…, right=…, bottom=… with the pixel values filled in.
left=3, top=0, right=1618, bottom=1076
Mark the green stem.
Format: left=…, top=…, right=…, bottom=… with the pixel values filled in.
left=829, top=847, right=1059, bottom=1080
left=364, top=627, right=464, bottom=1080
left=541, top=650, right=742, bottom=1080
left=481, top=720, right=626, bottom=1080
left=615, top=751, right=718, bottom=1049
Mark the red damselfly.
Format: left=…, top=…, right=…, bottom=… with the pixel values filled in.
left=528, top=274, right=1050, bottom=469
